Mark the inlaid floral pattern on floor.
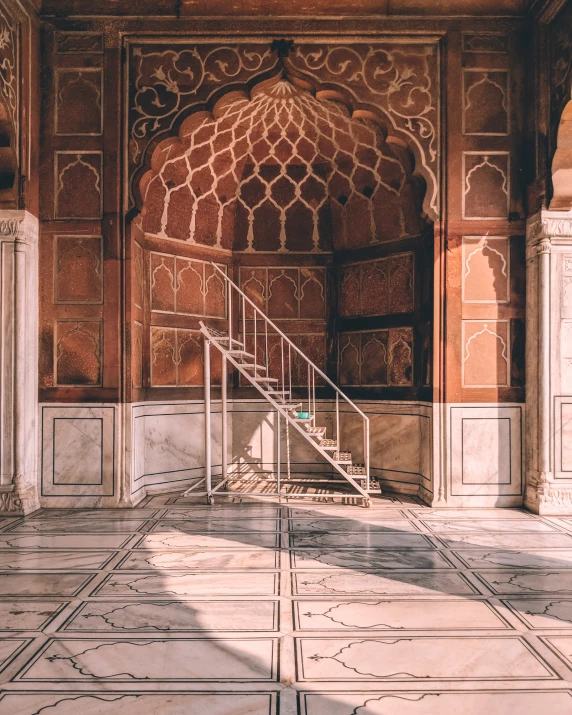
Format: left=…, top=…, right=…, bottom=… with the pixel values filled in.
left=0, top=494, right=572, bottom=713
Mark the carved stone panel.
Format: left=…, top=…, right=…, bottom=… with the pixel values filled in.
left=463, top=152, right=510, bottom=219
left=462, top=33, right=508, bottom=54
left=54, top=235, right=103, bottom=304
left=54, top=152, right=102, bottom=220
left=339, top=253, right=414, bottom=317
left=55, top=69, right=103, bottom=136
left=463, top=320, right=509, bottom=387
left=55, top=320, right=102, bottom=387
left=462, top=237, right=509, bottom=304
left=463, top=70, right=509, bottom=136
left=339, top=328, right=413, bottom=387
left=239, top=266, right=326, bottom=320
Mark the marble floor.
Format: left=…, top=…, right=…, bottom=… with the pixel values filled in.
left=1, top=495, right=572, bottom=712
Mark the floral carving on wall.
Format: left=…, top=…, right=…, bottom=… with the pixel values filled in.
left=128, top=39, right=439, bottom=217
left=0, top=3, right=17, bottom=134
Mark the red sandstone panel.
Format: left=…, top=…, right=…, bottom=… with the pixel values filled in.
left=55, top=69, right=103, bottom=136
left=55, top=320, right=102, bottom=386
left=54, top=152, right=102, bottom=219
left=54, top=235, right=103, bottom=304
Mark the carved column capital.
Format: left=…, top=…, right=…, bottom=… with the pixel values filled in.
left=0, top=210, right=38, bottom=245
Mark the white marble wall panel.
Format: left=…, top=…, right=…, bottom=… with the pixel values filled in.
left=341, top=402, right=432, bottom=496
left=40, top=405, right=117, bottom=506
left=555, top=397, right=572, bottom=476
left=447, top=404, right=523, bottom=506
left=50, top=399, right=435, bottom=505
left=133, top=402, right=224, bottom=497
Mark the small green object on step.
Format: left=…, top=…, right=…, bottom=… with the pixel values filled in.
left=297, top=411, right=310, bottom=419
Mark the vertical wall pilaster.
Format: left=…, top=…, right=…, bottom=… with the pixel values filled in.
left=526, top=210, right=572, bottom=513
left=0, top=210, right=39, bottom=514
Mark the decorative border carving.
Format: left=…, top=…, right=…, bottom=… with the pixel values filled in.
left=126, top=38, right=440, bottom=218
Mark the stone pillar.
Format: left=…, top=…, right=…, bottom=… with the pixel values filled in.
left=526, top=210, right=572, bottom=513
left=0, top=210, right=39, bottom=514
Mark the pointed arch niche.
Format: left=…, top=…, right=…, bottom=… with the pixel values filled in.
left=128, top=71, right=433, bottom=400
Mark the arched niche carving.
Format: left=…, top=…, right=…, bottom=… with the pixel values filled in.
left=127, top=39, right=439, bottom=220
left=136, top=73, right=427, bottom=253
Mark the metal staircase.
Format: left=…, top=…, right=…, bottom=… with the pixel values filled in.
left=184, top=263, right=377, bottom=507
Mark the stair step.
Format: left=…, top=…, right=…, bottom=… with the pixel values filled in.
left=229, top=350, right=255, bottom=358
left=214, top=336, right=243, bottom=346
left=319, top=439, right=338, bottom=449
left=306, top=426, right=327, bottom=435
left=242, top=363, right=267, bottom=372
left=253, top=377, right=279, bottom=384
left=347, top=464, right=367, bottom=476
left=333, top=451, right=352, bottom=463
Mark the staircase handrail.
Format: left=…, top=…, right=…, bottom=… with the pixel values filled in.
left=211, top=261, right=369, bottom=423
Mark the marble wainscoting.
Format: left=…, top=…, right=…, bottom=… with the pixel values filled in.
left=339, top=401, right=432, bottom=499
left=39, top=405, right=121, bottom=509
left=435, top=403, right=524, bottom=508
left=41, top=399, right=436, bottom=508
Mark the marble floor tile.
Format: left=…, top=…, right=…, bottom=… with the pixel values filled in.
left=294, top=599, right=509, bottom=630
left=61, top=599, right=279, bottom=632
left=299, top=691, right=572, bottom=715
left=0, top=534, right=133, bottom=550
left=29, top=509, right=161, bottom=520
left=288, top=519, right=420, bottom=533
left=137, top=532, right=280, bottom=550
left=162, top=507, right=282, bottom=518
left=409, top=509, right=533, bottom=519
left=476, top=571, right=572, bottom=596
left=15, top=637, right=278, bottom=682
left=0, top=491, right=570, bottom=703
left=118, top=549, right=280, bottom=570
left=0, top=692, right=276, bottom=715
left=290, top=549, right=452, bottom=570
left=293, top=571, right=478, bottom=596
left=5, top=519, right=148, bottom=534
left=0, top=572, right=95, bottom=596
left=0, top=550, right=116, bottom=570
left=421, top=519, right=559, bottom=533
left=148, top=518, right=280, bottom=532
left=94, top=571, right=279, bottom=596
left=453, top=549, right=572, bottom=570
left=504, top=599, right=572, bottom=629
left=0, top=600, right=68, bottom=630
left=290, top=533, right=432, bottom=549
left=289, top=507, right=408, bottom=519
left=543, top=636, right=572, bottom=672
left=0, top=638, right=31, bottom=674
left=434, top=532, right=572, bottom=549
left=296, top=636, right=556, bottom=681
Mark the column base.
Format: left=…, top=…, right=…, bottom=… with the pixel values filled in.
left=0, top=483, right=40, bottom=515
left=525, top=473, right=572, bottom=514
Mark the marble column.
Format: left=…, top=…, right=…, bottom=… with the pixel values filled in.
left=0, top=210, right=39, bottom=514
left=525, top=209, right=572, bottom=513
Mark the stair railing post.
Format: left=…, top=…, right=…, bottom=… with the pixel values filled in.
left=242, top=295, right=246, bottom=350
left=288, top=342, right=292, bottom=400
left=227, top=270, right=232, bottom=347
left=221, top=352, right=228, bottom=484
left=336, top=392, right=339, bottom=448
left=307, top=363, right=311, bottom=416
left=281, top=336, right=285, bottom=398
left=204, top=338, right=212, bottom=497
left=276, top=409, right=281, bottom=496
left=365, top=416, right=370, bottom=492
